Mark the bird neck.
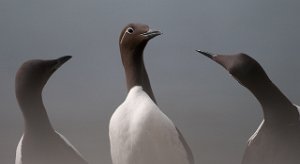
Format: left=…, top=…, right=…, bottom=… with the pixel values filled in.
left=247, top=80, right=298, bottom=124
left=16, top=90, right=54, bottom=133
left=121, top=48, right=157, bottom=103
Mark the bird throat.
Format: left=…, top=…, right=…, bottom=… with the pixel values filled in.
left=122, top=48, right=157, bottom=103
left=17, top=91, right=54, bottom=133
left=248, top=81, right=299, bottom=124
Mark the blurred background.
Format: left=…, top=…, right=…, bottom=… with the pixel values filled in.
left=1, top=0, right=299, bottom=163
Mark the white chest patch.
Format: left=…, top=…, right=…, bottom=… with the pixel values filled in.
left=109, top=86, right=191, bottom=164
left=15, top=135, right=24, bottom=164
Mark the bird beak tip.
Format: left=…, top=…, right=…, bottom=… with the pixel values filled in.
left=196, top=50, right=214, bottom=59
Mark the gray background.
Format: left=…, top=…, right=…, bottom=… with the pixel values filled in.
left=1, top=0, right=299, bottom=163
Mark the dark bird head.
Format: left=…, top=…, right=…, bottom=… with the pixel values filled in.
left=119, top=23, right=161, bottom=56
left=197, top=51, right=300, bottom=124
left=196, top=50, right=270, bottom=88
left=15, top=56, right=72, bottom=95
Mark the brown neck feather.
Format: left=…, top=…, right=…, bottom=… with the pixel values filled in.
left=16, top=89, right=54, bottom=134
left=121, top=45, right=157, bottom=103
left=246, top=79, right=298, bottom=124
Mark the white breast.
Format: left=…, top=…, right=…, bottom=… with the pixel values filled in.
left=109, top=86, right=191, bottom=164
left=247, top=120, right=264, bottom=145
left=15, top=131, right=87, bottom=164
left=15, top=135, right=24, bottom=164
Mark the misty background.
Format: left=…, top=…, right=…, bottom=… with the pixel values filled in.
left=1, top=0, right=299, bottom=163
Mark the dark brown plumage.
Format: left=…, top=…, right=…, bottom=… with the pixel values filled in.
left=109, top=23, right=194, bottom=164
left=197, top=50, right=300, bottom=164
left=15, top=56, right=88, bottom=164
left=119, top=23, right=162, bottom=103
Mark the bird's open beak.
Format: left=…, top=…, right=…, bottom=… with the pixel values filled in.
left=53, top=55, right=72, bottom=70
left=140, top=29, right=162, bottom=40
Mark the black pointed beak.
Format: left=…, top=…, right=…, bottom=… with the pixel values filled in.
left=196, top=50, right=233, bottom=71
left=140, top=29, right=162, bottom=40
left=53, top=55, right=72, bottom=69
left=195, top=50, right=214, bottom=59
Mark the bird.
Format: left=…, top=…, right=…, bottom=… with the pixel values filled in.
left=15, top=56, right=88, bottom=164
left=197, top=50, right=300, bottom=164
left=109, top=23, right=194, bottom=164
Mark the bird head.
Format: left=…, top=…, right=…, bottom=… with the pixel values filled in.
left=15, top=56, right=72, bottom=95
left=196, top=51, right=270, bottom=88
left=119, top=23, right=162, bottom=54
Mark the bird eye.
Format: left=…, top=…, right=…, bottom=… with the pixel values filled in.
left=126, top=27, right=134, bottom=34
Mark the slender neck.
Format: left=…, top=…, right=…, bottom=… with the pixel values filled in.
left=246, top=79, right=298, bottom=124
left=121, top=47, right=157, bottom=103
left=16, top=89, right=54, bottom=134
